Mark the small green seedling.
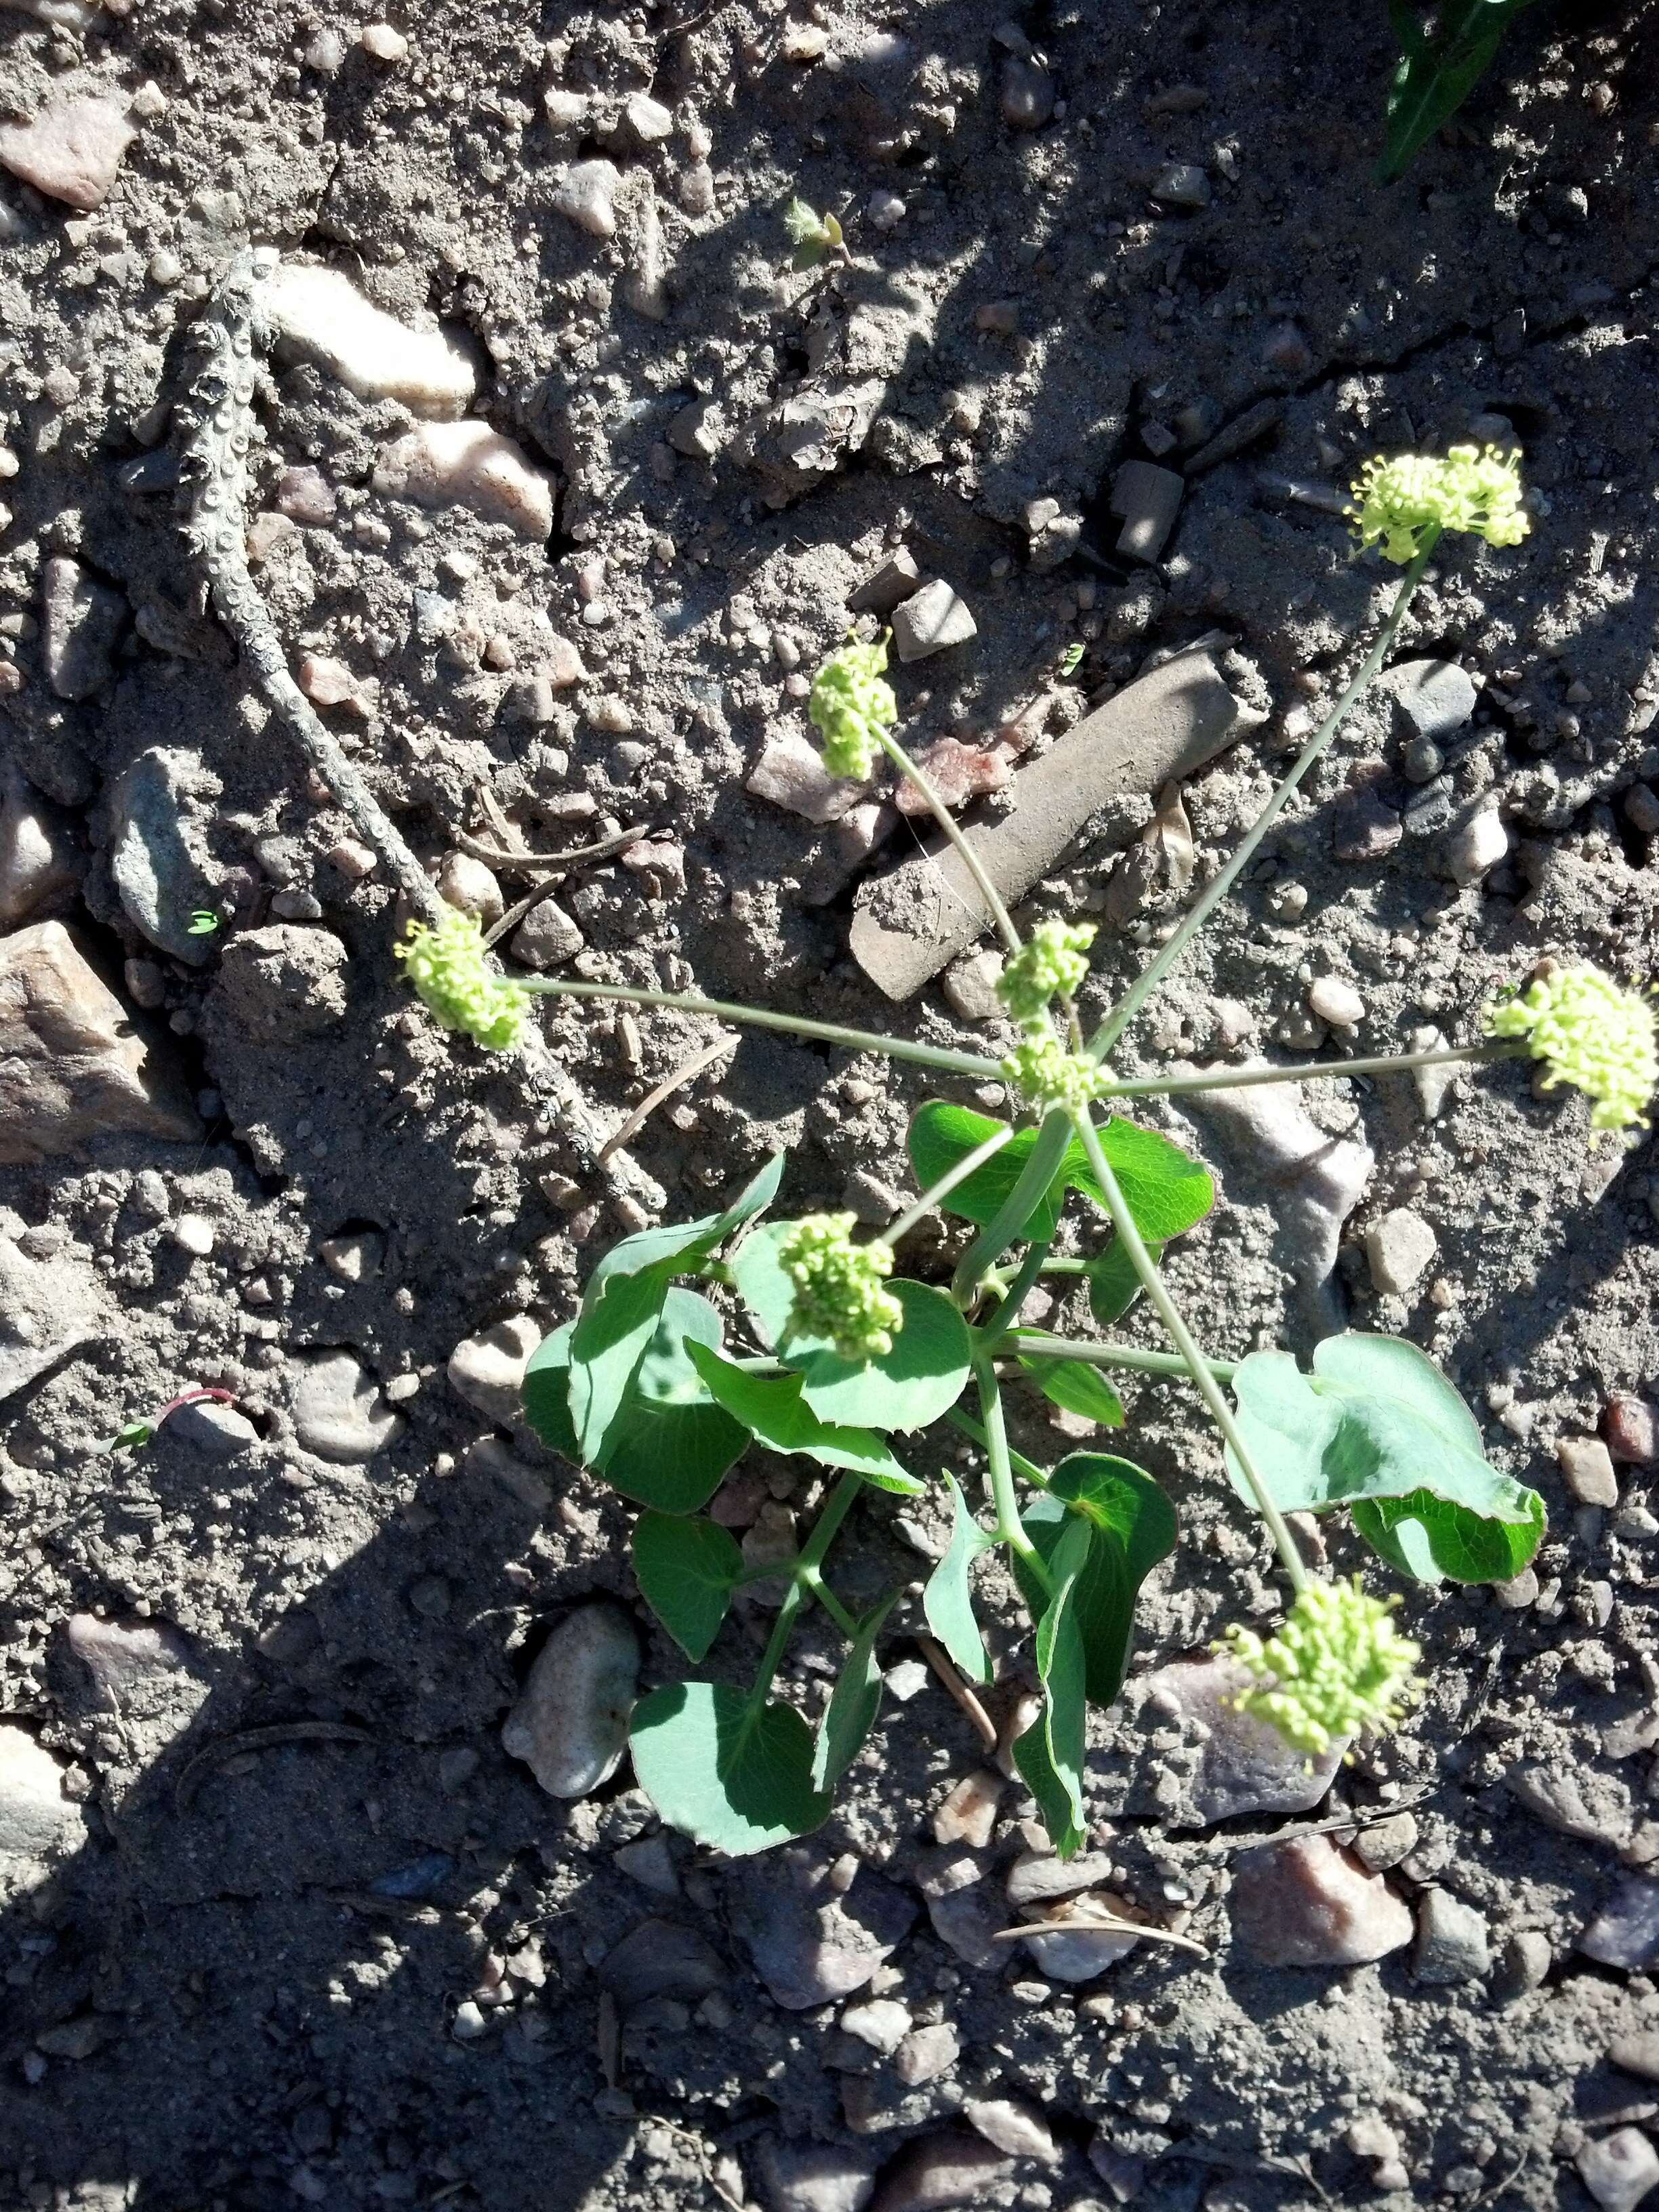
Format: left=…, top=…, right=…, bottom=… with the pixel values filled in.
left=1378, top=0, right=1544, bottom=181
left=188, top=909, right=220, bottom=935
left=781, top=196, right=846, bottom=270
left=400, top=445, right=1652, bottom=1858
left=1059, top=642, right=1085, bottom=677
left=100, top=1386, right=237, bottom=1454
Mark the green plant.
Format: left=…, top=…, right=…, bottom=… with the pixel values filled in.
left=781, top=197, right=846, bottom=270
left=1378, top=0, right=1543, bottom=182
left=100, top=1385, right=237, bottom=1454
left=403, top=446, right=1648, bottom=1858
left=187, top=909, right=220, bottom=935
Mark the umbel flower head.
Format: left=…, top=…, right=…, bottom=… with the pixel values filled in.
left=394, top=909, right=530, bottom=1052
left=808, top=637, right=897, bottom=780
left=1350, top=443, right=1530, bottom=565
left=1486, top=962, right=1658, bottom=1133
left=779, top=1213, right=904, bottom=1363
left=1218, top=1576, right=1420, bottom=1761
left=997, top=920, right=1097, bottom=1023
left=1001, top=1026, right=1109, bottom=1117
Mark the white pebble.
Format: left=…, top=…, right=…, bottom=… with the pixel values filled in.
left=1308, top=975, right=1365, bottom=1028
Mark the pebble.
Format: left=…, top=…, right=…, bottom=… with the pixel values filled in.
left=1353, top=1812, right=1418, bottom=1871
left=1016, top=1898, right=1142, bottom=1982
left=889, top=580, right=978, bottom=663
left=1141, top=1654, right=1349, bottom=1824
left=167, top=1399, right=259, bottom=1458
left=867, top=2134, right=1013, bottom=2212
left=1403, top=737, right=1444, bottom=783
left=359, top=21, right=407, bottom=61
left=849, top=550, right=922, bottom=615
left=1366, top=1207, right=1437, bottom=1295
left=41, top=556, right=125, bottom=700
left=1000, top=57, right=1055, bottom=128
left=1576, top=2131, right=1659, bottom=2212
left=0, top=766, right=79, bottom=928
left=108, top=746, right=218, bottom=966
left=510, top=898, right=584, bottom=970
left=1495, top=1567, right=1540, bottom=1610
left=932, top=1767, right=1004, bottom=1848
left=1443, top=806, right=1508, bottom=887
left=1412, top=1889, right=1491, bottom=1983
left=893, top=737, right=1008, bottom=817
left=1410, top=1023, right=1460, bottom=1121
left=941, top=951, right=1006, bottom=1025
left=451, top=2000, right=487, bottom=2041
left=731, top=1846, right=918, bottom=2009
left=1581, top=1877, right=1659, bottom=1969
left=748, top=731, right=867, bottom=824
left=1606, top=1396, right=1659, bottom=1465
left=264, top=261, right=474, bottom=418
left=1509, top=1763, right=1627, bottom=1846
left=1381, top=658, right=1478, bottom=742
left=65, top=1613, right=190, bottom=1707
left=966, top=2098, right=1059, bottom=2163
left=1495, top=1928, right=1553, bottom=1998
left=447, top=1314, right=540, bottom=1427
left=0, top=922, right=199, bottom=1164
left=1331, top=785, right=1403, bottom=862
left=553, top=158, right=621, bottom=240
left=756, top=2139, right=880, bottom=2212
left=298, top=654, right=373, bottom=718
left=1559, top=1437, right=1620, bottom=1508
left=374, top=422, right=554, bottom=540
left=501, top=1605, right=638, bottom=1799
left=1006, top=1848, right=1118, bottom=1906
left=1610, top=2033, right=1659, bottom=2082
left=612, top=1831, right=678, bottom=1897
left=289, top=1350, right=403, bottom=1463
left=840, top=1998, right=912, bottom=2055
left=600, top=1917, right=723, bottom=2008
left=0, top=1233, right=99, bottom=1401
left=1149, top=160, right=1210, bottom=209
left=0, top=1723, right=86, bottom=1860
left=0, top=94, right=135, bottom=210
left=1107, top=461, right=1184, bottom=563
left=867, top=189, right=906, bottom=231
left=1231, top=1835, right=1413, bottom=1967
left=1308, top=975, right=1365, bottom=1028
left=668, top=398, right=723, bottom=459
left=895, top=2023, right=958, bottom=2085
left=432, top=851, right=503, bottom=928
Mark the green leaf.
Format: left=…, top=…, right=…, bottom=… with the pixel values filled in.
left=1018, top=1358, right=1124, bottom=1429
left=1065, top=1119, right=1214, bottom=1242
left=1352, top=1484, right=1546, bottom=1586
left=1015, top=1454, right=1177, bottom=1706
left=907, top=1104, right=1069, bottom=1240
left=1012, top=1515, right=1092, bottom=1858
left=730, top=1225, right=971, bottom=1433
left=598, top=1289, right=749, bottom=1513
left=812, top=1592, right=900, bottom=1792
left=522, top=1319, right=579, bottom=1458
left=905, top=1103, right=1212, bottom=1248
left=922, top=1473, right=996, bottom=1685
left=685, top=1345, right=924, bottom=1494
left=1227, top=1334, right=1540, bottom=1533
left=630, top=1680, right=831, bottom=1855
left=633, top=1511, right=745, bottom=1660
left=1086, top=1237, right=1162, bottom=1327
left=1378, top=0, right=1538, bottom=182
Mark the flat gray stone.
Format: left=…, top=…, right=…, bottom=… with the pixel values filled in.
left=41, top=557, right=125, bottom=700
left=731, top=1845, right=918, bottom=2010
left=851, top=643, right=1259, bottom=999
left=1141, top=1652, right=1347, bottom=1825
left=1577, top=2130, right=1659, bottom=2212
left=0, top=1724, right=86, bottom=1860
left=290, top=1349, right=403, bottom=1462
left=501, top=1605, right=639, bottom=1798
left=167, top=1399, right=259, bottom=1458
left=599, top=1917, right=723, bottom=2009
left=1232, top=1835, right=1413, bottom=1967
left=1382, top=657, right=1478, bottom=743
left=1108, top=460, right=1183, bottom=562
left=890, top=579, right=977, bottom=663
left=1412, top=1889, right=1491, bottom=1983
left=108, top=747, right=221, bottom=966
left=1582, top=1877, right=1659, bottom=1969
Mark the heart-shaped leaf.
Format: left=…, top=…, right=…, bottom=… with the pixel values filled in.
left=906, top=1103, right=1212, bottom=1249
left=812, top=1592, right=899, bottom=1793
left=686, top=1345, right=923, bottom=1494
left=1352, top=1484, right=1546, bottom=1586
left=1015, top=1454, right=1177, bottom=1706
left=630, top=1680, right=831, bottom=1855
left=633, top=1511, right=745, bottom=1660
left=1067, top=1119, right=1214, bottom=1242
left=907, top=1104, right=1071, bottom=1240
left=1019, top=1358, right=1125, bottom=1429
left=522, top=1319, right=579, bottom=1459
left=922, top=1472, right=996, bottom=1685
left=1086, top=1237, right=1162, bottom=1327
left=730, top=1225, right=971, bottom=1433
left=1012, top=1514, right=1092, bottom=1858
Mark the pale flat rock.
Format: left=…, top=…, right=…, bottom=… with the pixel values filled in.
left=290, top=1350, right=403, bottom=1462
left=1012, top=1893, right=1144, bottom=1982
left=731, top=1845, right=918, bottom=2010
left=1141, top=1652, right=1345, bottom=1825
left=1005, top=1847, right=1118, bottom=1906
left=264, top=262, right=474, bottom=418
left=868, top=2134, right=1013, bottom=2212
left=1366, top=1206, right=1437, bottom=1295
left=1577, top=2130, right=1659, bottom=2212
left=840, top=1997, right=911, bottom=2055
left=501, top=1605, right=638, bottom=1798
left=756, top=2138, right=880, bottom=2212
left=0, top=767, right=79, bottom=928
left=890, top=579, right=977, bottom=663
left=599, top=1917, right=722, bottom=2007
left=852, top=642, right=1261, bottom=998
left=932, top=1768, right=1003, bottom=1848
left=41, top=556, right=125, bottom=700
left=107, top=746, right=222, bottom=966
left=374, top=422, right=554, bottom=539
left=0, top=1233, right=102, bottom=1405
left=0, top=922, right=200, bottom=1165
left=0, top=1723, right=86, bottom=1860
left=1581, top=1877, right=1659, bottom=1969
left=965, top=2097, right=1058, bottom=2163
left=1509, top=1761, right=1631, bottom=1849
left=1380, top=657, right=1477, bottom=743
left=0, top=94, right=134, bottom=210
left=167, top=1397, right=259, bottom=1458
left=447, top=1314, right=541, bottom=1427
left=748, top=731, right=869, bottom=825
left=1, top=0, right=103, bottom=26
left=65, top=1614, right=192, bottom=1708
left=1231, top=1835, right=1413, bottom=1967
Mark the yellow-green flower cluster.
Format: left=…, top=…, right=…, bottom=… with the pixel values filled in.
left=1486, top=963, right=1658, bottom=1132
left=1350, top=443, right=1530, bottom=564
left=1218, top=1576, right=1420, bottom=1760
left=997, top=920, right=1097, bottom=1023
left=779, top=1213, right=904, bottom=1362
left=1001, top=1027, right=1109, bottom=1117
left=808, top=638, right=897, bottom=780
left=394, top=909, right=530, bottom=1052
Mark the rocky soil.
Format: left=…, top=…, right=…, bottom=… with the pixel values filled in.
left=1, top=1, right=1659, bottom=2208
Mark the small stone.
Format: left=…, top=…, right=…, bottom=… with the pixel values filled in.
left=448, top=1314, right=541, bottom=1427
left=298, top=654, right=373, bottom=717
left=451, top=2000, right=487, bottom=2041
left=1443, top=806, right=1508, bottom=887
left=1140, top=1652, right=1347, bottom=1826
left=867, top=189, right=906, bottom=232
left=167, top=1399, right=258, bottom=1458
left=1006, top=1849, right=1118, bottom=1907
left=0, top=1723, right=85, bottom=1860
left=623, top=91, right=674, bottom=141
left=840, top=1998, right=911, bottom=2055
left=613, top=1834, right=680, bottom=1898
left=1410, top=1023, right=1460, bottom=1121
left=1107, top=460, right=1183, bottom=563
left=374, top=422, right=554, bottom=540
left=1412, top=1889, right=1491, bottom=1983
left=553, top=158, right=621, bottom=240
left=747, top=732, right=867, bottom=825
left=942, top=951, right=1006, bottom=1025
left=1261, top=321, right=1313, bottom=375
left=667, top=399, right=723, bottom=459
left=0, top=768, right=78, bottom=928
left=501, top=1605, right=639, bottom=1798
left=1624, top=785, right=1659, bottom=838
left=755, top=2139, right=880, bottom=2212
left=1495, top=1567, right=1539, bottom=1610
left=1509, top=1763, right=1628, bottom=1846
left=1577, top=2131, right=1659, bottom=2212
left=1381, top=658, right=1478, bottom=742
left=965, top=2097, right=1058, bottom=2163
left=1309, top=975, right=1365, bottom=1028
left=510, top=899, right=584, bottom=970
left=265, top=262, right=474, bottom=417
left=1612, top=2033, right=1659, bottom=2082
left=1495, top=1928, right=1553, bottom=1998
left=932, top=1767, right=1003, bottom=1848
left=1353, top=1812, right=1418, bottom=1871
left=1559, top=1437, right=1619, bottom=1508
left=894, top=2023, right=958, bottom=2086
left=731, top=1846, right=918, bottom=2010
left=890, top=580, right=978, bottom=663
left=1366, top=1208, right=1437, bottom=1295
left=1582, top=1877, right=1659, bottom=1969
left=868, top=2134, right=1013, bottom=2212
left=1403, top=737, right=1444, bottom=783
left=1149, top=160, right=1210, bottom=209
left=893, top=737, right=1008, bottom=817
left=1231, top=1835, right=1414, bottom=1967
left=1015, top=1896, right=1143, bottom=1982
left=359, top=22, right=408, bottom=61
left=1606, top=1397, right=1659, bottom=1467
left=290, top=1350, right=403, bottom=1463
left=321, top=1231, right=380, bottom=1282
left=1331, top=785, right=1403, bottom=863
left=848, top=550, right=922, bottom=615
left=276, top=466, right=337, bottom=525
left=600, top=1917, right=723, bottom=2007
left=41, top=556, right=125, bottom=700
left=434, top=851, right=504, bottom=928
left=1000, top=58, right=1054, bottom=129
left=0, top=95, right=135, bottom=210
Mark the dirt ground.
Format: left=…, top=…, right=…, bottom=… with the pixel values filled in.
left=3, top=0, right=1659, bottom=2206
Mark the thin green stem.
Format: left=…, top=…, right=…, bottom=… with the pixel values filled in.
left=1088, top=536, right=1438, bottom=1064
left=1006, top=1329, right=1237, bottom=1382
left=1099, top=1039, right=1515, bottom=1100
left=946, top=1404, right=1050, bottom=1490
left=877, top=728, right=1022, bottom=956
left=978, top=1239, right=1052, bottom=1352
left=800, top=1568, right=860, bottom=1638
left=1069, top=1111, right=1307, bottom=1594
left=883, top=1126, right=1015, bottom=1248
left=745, top=1471, right=864, bottom=1707
left=975, top=1359, right=1052, bottom=1593
left=951, top=1109, right=1072, bottom=1304
left=523, top=977, right=1000, bottom=1082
